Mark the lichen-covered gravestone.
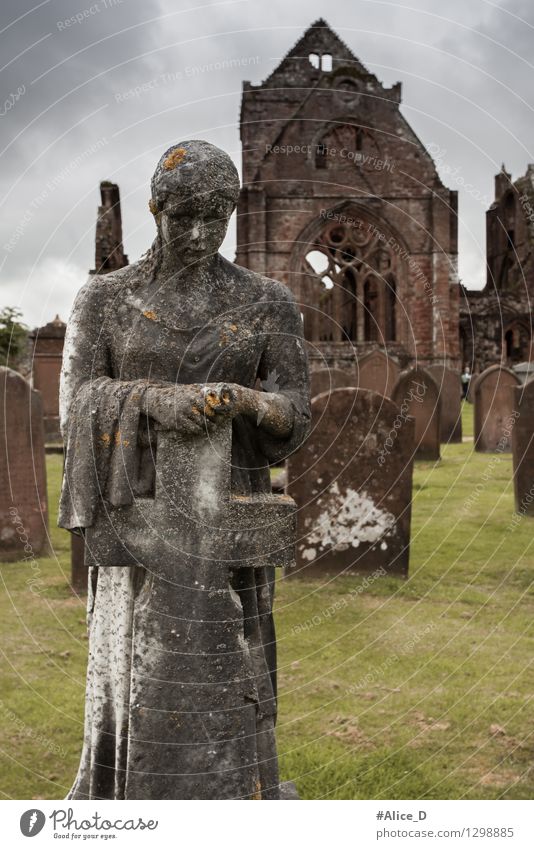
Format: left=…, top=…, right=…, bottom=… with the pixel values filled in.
left=392, top=367, right=440, bottom=460
left=474, top=365, right=520, bottom=453
left=356, top=349, right=400, bottom=398
left=286, top=387, right=414, bottom=577
left=0, top=367, right=48, bottom=561
left=512, top=380, right=534, bottom=515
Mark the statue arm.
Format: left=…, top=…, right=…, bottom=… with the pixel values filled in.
left=229, top=386, right=294, bottom=437
left=239, top=284, right=311, bottom=459
left=58, top=278, right=149, bottom=530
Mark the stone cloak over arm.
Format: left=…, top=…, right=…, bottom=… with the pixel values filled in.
left=58, top=276, right=149, bottom=532
left=255, top=283, right=311, bottom=462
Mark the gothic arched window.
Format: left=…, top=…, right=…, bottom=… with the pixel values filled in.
left=301, top=214, right=402, bottom=343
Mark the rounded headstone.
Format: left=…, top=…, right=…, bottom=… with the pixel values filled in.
left=0, top=367, right=48, bottom=560
left=474, top=365, right=520, bottom=452
left=356, top=349, right=400, bottom=398
left=392, top=367, right=441, bottom=460
left=428, top=365, right=462, bottom=443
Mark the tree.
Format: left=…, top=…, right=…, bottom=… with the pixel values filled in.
left=0, top=307, right=28, bottom=368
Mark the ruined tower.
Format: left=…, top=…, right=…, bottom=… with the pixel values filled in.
left=460, top=164, right=534, bottom=371
left=236, top=20, right=460, bottom=371
left=91, top=181, right=128, bottom=274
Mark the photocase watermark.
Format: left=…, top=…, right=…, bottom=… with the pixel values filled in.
left=0, top=698, right=67, bottom=759
left=0, top=85, right=26, bottom=118
left=8, top=507, right=45, bottom=595
left=115, top=56, right=261, bottom=102
left=19, top=807, right=159, bottom=837
left=427, top=143, right=491, bottom=207
left=291, top=567, right=386, bottom=635
left=266, top=142, right=396, bottom=172
left=345, top=621, right=436, bottom=696
left=3, top=136, right=108, bottom=254
left=20, top=809, right=46, bottom=837
left=376, top=380, right=427, bottom=465
left=56, top=0, right=123, bottom=31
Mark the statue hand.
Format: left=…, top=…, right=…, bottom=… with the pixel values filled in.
left=221, top=384, right=294, bottom=438
left=145, top=384, right=234, bottom=436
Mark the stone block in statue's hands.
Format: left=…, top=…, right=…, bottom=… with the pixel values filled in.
left=144, top=384, right=234, bottom=436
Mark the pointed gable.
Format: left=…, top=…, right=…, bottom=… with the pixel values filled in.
left=263, top=19, right=369, bottom=88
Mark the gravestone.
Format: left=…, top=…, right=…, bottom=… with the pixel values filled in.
left=512, top=380, right=534, bottom=516
left=310, top=367, right=354, bottom=398
left=29, top=316, right=66, bottom=443
left=428, top=365, right=462, bottom=443
left=286, top=387, right=414, bottom=577
left=466, top=372, right=478, bottom=404
left=474, top=365, right=520, bottom=452
left=0, top=367, right=48, bottom=561
left=392, top=367, right=440, bottom=460
left=356, top=350, right=400, bottom=398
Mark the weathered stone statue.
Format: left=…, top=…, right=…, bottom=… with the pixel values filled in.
left=59, top=141, right=310, bottom=799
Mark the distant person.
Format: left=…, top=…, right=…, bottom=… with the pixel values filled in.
left=461, top=366, right=471, bottom=399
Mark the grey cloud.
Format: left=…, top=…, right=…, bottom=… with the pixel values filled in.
left=0, top=0, right=532, bottom=327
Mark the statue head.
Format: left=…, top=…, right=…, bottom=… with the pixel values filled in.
left=149, top=140, right=240, bottom=266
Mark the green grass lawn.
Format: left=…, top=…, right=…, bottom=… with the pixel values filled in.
left=462, top=398, right=474, bottom=438
left=1, top=403, right=534, bottom=800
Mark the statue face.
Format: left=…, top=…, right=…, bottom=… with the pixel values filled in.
left=160, top=193, right=235, bottom=264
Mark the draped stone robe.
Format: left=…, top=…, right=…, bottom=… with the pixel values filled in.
left=59, top=256, right=310, bottom=800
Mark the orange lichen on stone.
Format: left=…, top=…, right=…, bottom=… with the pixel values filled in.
left=252, top=779, right=262, bottom=800
left=100, top=433, right=111, bottom=446
left=148, top=198, right=158, bottom=215
left=220, top=322, right=238, bottom=346
left=163, top=147, right=187, bottom=170
left=203, top=388, right=231, bottom=417
left=143, top=309, right=158, bottom=321
left=114, top=431, right=130, bottom=447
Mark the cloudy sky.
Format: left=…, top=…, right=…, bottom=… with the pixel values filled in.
left=0, top=0, right=532, bottom=328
